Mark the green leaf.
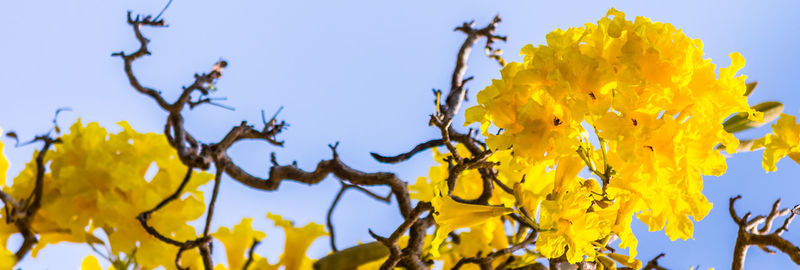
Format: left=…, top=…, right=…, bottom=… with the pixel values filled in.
left=313, top=241, right=389, bottom=270
left=723, top=101, right=783, bottom=133
left=715, top=138, right=763, bottom=152
left=744, top=81, right=758, bottom=97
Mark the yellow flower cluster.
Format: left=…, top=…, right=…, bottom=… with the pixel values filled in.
left=425, top=8, right=759, bottom=264
left=1, top=121, right=213, bottom=268
left=0, top=121, right=329, bottom=269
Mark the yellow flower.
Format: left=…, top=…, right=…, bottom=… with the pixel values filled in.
left=756, top=112, right=800, bottom=171
left=466, top=7, right=754, bottom=247
left=1, top=120, right=212, bottom=269
left=0, top=127, right=7, bottom=187
left=430, top=182, right=512, bottom=258
left=453, top=218, right=509, bottom=259
left=410, top=145, right=487, bottom=202
left=80, top=255, right=103, bottom=270
left=266, top=212, right=328, bottom=270
left=537, top=182, right=608, bottom=263
left=214, top=218, right=267, bottom=270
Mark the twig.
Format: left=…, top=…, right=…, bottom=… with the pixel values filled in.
left=729, top=195, right=800, bottom=270
left=371, top=202, right=432, bottom=270
left=218, top=152, right=413, bottom=218
left=140, top=166, right=194, bottom=215
left=370, top=139, right=445, bottom=163
left=153, top=0, right=173, bottom=22
left=327, top=176, right=393, bottom=252
left=451, top=228, right=536, bottom=270
left=444, top=15, right=505, bottom=122
left=642, top=253, right=666, bottom=270
left=13, top=136, right=58, bottom=261
left=175, top=247, right=190, bottom=270
left=242, top=239, right=261, bottom=270
left=327, top=183, right=348, bottom=252
left=202, top=165, right=224, bottom=237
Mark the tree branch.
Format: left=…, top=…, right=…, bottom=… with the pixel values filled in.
left=729, top=195, right=800, bottom=270
left=10, top=136, right=59, bottom=261
left=371, top=139, right=445, bottom=164
left=242, top=239, right=260, bottom=270
left=451, top=228, right=536, bottom=270
left=327, top=180, right=392, bottom=252
left=445, top=15, right=505, bottom=122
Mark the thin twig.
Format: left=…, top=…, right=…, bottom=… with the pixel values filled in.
left=370, top=139, right=445, bottom=163
left=14, top=136, right=58, bottom=261
left=242, top=239, right=261, bottom=270
left=153, top=0, right=173, bottom=22
left=642, top=253, right=666, bottom=270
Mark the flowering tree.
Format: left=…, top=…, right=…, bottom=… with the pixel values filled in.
left=0, top=6, right=799, bottom=270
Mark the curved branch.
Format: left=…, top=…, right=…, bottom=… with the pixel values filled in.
left=444, top=15, right=505, bottom=121
left=371, top=139, right=444, bottom=163
left=749, top=234, right=800, bottom=264
left=451, top=228, right=536, bottom=270
left=327, top=184, right=348, bottom=252
left=13, top=136, right=58, bottom=261
left=111, top=12, right=171, bottom=110
left=218, top=154, right=412, bottom=218
left=242, top=239, right=261, bottom=270
left=137, top=167, right=208, bottom=248
left=730, top=195, right=800, bottom=270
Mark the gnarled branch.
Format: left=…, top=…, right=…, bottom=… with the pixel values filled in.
left=729, top=195, right=800, bottom=270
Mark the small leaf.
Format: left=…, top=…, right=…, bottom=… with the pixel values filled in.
left=723, top=101, right=783, bottom=133
left=744, top=81, right=758, bottom=97
left=716, top=138, right=763, bottom=152
left=313, top=242, right=389, bottom=270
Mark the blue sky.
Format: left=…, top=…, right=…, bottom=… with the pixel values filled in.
left=1, top=0, right=799, bottom=269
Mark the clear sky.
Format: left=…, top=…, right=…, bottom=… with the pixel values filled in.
left=1, top=0, right=800, bottom=269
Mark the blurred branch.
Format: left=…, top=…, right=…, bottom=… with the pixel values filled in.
left=11, top=136, right=58, bottom=261
left=327, top=180, right=391, bottom=252
left=243, top=239, right=261, bottom=270
left=642, top=253, right=666, bottom=270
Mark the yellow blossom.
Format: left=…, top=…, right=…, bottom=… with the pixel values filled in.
left=80, top=255, right=104, bottom=270
left=537, top=183, right=608, bottom=264
left=214, top=218, right=267, bottom=270
left=1, top=121, right=212, bottom=269
left=755, top=112, right=800, bottom=171
left=266, top=212, right=328, bottom=270
left=465, top=7, right=755, bottom=249
left=430, top=182, right=512, bottom=258
left=0, top=127, right=7, bottom=187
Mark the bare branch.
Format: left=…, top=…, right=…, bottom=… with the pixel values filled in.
left=730, top=195, right=800, bottom=270
left=203, top=165, right=224, bottom=237
left=112, top=12, right=170, bottom=110
left=372, top=202, right=433, bottom=270
left=242, top=239, right=261, bottom=270
left=642, top=253, right=666, bottom=270
left=327, top=183, right=348, bottom=252
left=218, top=153, right=413, bottom=218
left=13, top=136, right=58, bottom=261
left=175, top=247, right=190, bottom=270
left=444, top=15, right=505, bottom=122
left=451, top=228, right=536, bottom=270
left=371, top=139, right=445, bottom=163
